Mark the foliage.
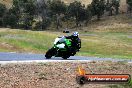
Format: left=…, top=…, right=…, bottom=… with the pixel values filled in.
left=34, top=18, right=51, bottom=30
left=10, top=0, right=36, bottom=29
left=47, top=0, right=67, bottom=29
left=0, top=3, right=7, bottom=17
left=3, top=13, right=18, bottom=28
left=0, top=3, right=7, bottom=26
left=85, top=5, right=92, bottom=25
left=112, top=0, right=120, bottom=14
left=48, top=0, right=67, bottom=15
left=127, top=0, right=132, bottom=6
left=68, top=1, right=92, bottom=26
left=0, top=0, right=123, bottom=30
left=127, top=0, right=132, bottom=13
left=90, top=0, right=106, bottom=20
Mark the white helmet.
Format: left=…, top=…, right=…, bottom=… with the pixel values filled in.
left=73, top=31, right=79, bottom=36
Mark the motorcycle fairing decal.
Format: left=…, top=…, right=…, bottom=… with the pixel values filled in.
left=65, top=39, right=71, bottom=47
left=56, top=44, right=65, bottom=48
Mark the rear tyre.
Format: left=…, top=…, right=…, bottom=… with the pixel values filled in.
left=71, top=52, right=76, bottom=56
left=45, top=47, right=56, bottom=59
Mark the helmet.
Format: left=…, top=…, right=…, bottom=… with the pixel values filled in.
left=72, top=31, right=79, bottom=37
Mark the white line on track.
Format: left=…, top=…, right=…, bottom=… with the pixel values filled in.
left=0, top=60, right=92, bottom=64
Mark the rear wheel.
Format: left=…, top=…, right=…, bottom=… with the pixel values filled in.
left=45, top=47, right=56, bottom=59
left=71, top=52, right=76, bottom=56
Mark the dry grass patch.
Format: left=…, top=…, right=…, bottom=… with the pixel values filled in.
left=0, top=61, right=132, bottom=88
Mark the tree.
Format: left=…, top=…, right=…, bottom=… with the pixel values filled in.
left=112, top=0, right=120, bottom=15
left=48, top=0, right=67, bottom=29
left=35, top=0, right=51, bottom=30
left=3, top=13, right=18, bottom=28
left=0, top=3, right=6, bottom=17
left=68, top=1, right=87, bottom=27
left=35, top=0, right=48, bottom=21
left=127, top=0, right=132, bottom=14
left=106, top=0, right=113, bottom=16
left=91, top=0, right=106, bottom=20
left=34, top=18, right=51, bottom=30
left=85, top=5, right=92, bottom=26
left=48, top=0, right=67, bottom=15
left=0, top=3, right=7, bottom=26
left=10, top=0, right=36, bottom=29
left=22, top=0, right=36, bottom=29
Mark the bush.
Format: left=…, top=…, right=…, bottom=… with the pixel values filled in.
left=91, top=0, right=106, bottom=20
left=48, top=0, right=67, bottom=15
left=0, top=3, right=6, bottom=17
left=127, top=0, right=132, bottom=14
left=34, top=21, right=43, bottom=30
left=68, top=1, right=86, bottom=26
left=0, top=18, right=3, bottom=26
left=34, top=18, right=51, bottom=30
left=3, top=13, right=18, bottom=28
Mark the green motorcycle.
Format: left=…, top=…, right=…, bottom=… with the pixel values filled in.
left=45, top=36, right=81, bottom=59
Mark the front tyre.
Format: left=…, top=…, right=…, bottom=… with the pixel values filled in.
left=45, top=47, right=56, bottom=59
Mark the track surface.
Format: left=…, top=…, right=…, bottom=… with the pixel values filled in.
left=0, top=52, right=131, bottom=62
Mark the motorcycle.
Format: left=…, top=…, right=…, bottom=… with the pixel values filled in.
left=45, top=36, right=81, bottom=59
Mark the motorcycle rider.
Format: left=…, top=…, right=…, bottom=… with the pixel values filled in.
left=65, top=31, right=81, bottom=53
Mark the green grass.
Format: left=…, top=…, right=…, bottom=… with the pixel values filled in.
left=78, top=31, right=132, bottom=59
left=0, top=28, right=131, bottom=59
left=0, top=29, right=57, bottom=53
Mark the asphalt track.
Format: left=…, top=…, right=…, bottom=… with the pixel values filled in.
left=0, top=52, right=131, bottom=63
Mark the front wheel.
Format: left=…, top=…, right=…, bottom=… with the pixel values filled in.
left=45, top=47, right=56, bottom=59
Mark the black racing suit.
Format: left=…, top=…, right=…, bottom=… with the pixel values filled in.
left=65, top=35, right=81, bottom=53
